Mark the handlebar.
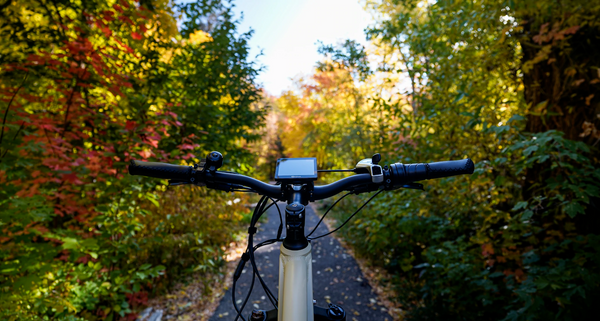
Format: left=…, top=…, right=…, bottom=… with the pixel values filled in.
left=129, top=160, right=193, bottom=180
left=128, top=157, right=474, bottom=201
left=388, top=158, right=474, bottom=184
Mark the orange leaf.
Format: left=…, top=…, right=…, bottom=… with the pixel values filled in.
left=563, top=25, right=580, bottom=35
left=585, top=94, right=594, bottom=106
left=481, top=243, right=495, bottom=256
left=138, top=150, right=152, bottom=158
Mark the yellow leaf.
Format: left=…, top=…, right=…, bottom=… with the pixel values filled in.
left=188, top=30, right=213, bottom=45
left=59, top=298, right=77, bottom=313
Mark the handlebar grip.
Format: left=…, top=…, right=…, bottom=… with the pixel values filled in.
left=425, top=159, right=475, bottom=179
left=128, top=160, right=193, bottom=180
left=389, top=158, right=474, bottom=184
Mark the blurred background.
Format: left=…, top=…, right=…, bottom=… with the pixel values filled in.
left=1, top=0, right=599, bottom=320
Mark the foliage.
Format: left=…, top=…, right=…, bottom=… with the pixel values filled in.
left=0, top=0, right=262, bottom=320
left=277, top=40, right=394, bottom=177
left=281, top=0, right=600, bottom=319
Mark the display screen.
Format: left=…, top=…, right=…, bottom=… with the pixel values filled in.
left=275, top=158, right=317, bottom=180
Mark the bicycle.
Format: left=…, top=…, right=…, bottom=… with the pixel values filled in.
left=129, top=151, right=474, bottom=321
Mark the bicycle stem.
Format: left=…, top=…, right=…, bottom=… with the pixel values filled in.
left=283, top=187, right=309, bottom=250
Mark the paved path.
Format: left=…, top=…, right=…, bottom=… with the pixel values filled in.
left=209, top=203, right=393, bottom=321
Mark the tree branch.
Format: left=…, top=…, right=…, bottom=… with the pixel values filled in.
left=0, top=71, right=29, bottom=149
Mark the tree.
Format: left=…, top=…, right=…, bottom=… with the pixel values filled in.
left=358, top=0, right=600, bottom=319
left=274, top=0, right=600, bottom=319
left=0, top=0, right=264, bottom=319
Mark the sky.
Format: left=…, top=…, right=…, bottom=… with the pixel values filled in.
left=229, top=0, right=372, bottom=95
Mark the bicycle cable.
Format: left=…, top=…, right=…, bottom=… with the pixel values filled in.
left=305, top=191, right=352, bottom=238
left=254, top=238, right=283, bottom=251
left=234, top=195, right=269, bottom=321
left=251, top=198, right=278, bottom=306
left=246, top=196, right=279, bottom=309
left=235, top=189, right=383, bottom=318
left=309, top=189, right=384, bottom=241
left=269, top=197, right=283, bottom=240
left=233, top=267, right=255, bottom=321
left=234, top=235, right=284, bottom=321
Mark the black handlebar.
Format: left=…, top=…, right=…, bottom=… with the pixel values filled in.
left=128, top=157, right=475, bottom=200
left=129, top=160, right=193, bottom=180
left=313, top=174, right=372, bottom=200
left=207, top=171, right=281, bottom=199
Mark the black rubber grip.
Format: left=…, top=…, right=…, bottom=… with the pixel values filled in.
left=389, top=158, right=474, bottom=184
left=426, top=159, right=475, bottom=180
left=128, top=160, right=192, bottom=180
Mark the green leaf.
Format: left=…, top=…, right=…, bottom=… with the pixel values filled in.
left=564, top=202, right=584, bottom=218
left=62, top=237, right=79, bottom=250
left=453, top=93, right=466, bottom=103
left=523, top=145, right=538, bottom=156
left=521, top=210, right=534, bottom=221
left=507, top=114, right=526, bottom=123
left=512, top=201, right=528, bottom=211
left=14, top=275, right=41, bottom=290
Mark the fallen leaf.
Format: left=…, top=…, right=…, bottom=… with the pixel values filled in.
left=585, top=94, right=594, bottom=106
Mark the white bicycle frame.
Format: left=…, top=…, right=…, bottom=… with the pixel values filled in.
left=278, top=243, right=314, bottom=321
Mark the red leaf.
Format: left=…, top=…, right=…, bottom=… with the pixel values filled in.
left=119, top=15, right=134, bottom=26
left=131, top=32, right=142, bottom=40
left=180, top=144, right=195, bottom=150
left=181, top=153, right=195, bottom=160
left=125, top=120, right=137, bottom=131
left=120, top=0, right=131, bottom=9
left=62, top=173, right=84, bottom=185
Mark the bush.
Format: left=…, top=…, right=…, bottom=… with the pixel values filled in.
left=0, top=0, right=263, bottom=319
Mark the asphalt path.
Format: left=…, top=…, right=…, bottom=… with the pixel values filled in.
left=209, top=202, right=393, bottom=321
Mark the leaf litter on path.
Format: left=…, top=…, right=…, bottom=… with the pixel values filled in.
left=140, top=238, right=248, bottom=321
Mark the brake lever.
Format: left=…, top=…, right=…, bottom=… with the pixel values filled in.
left=400, top=183, right=424, bottom=190
left=206, top=182, right=248, bottom=192
left=351, top=184, right=383, bottom=195
left=169, top=180, right=190, bottom=186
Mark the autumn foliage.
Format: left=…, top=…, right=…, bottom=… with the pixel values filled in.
left=276, top=0, right=600, bottom=319
left=1, top=0, right=262, bottom=320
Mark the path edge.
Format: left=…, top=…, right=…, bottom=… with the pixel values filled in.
left=308, top=203, right=404, bottom=320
